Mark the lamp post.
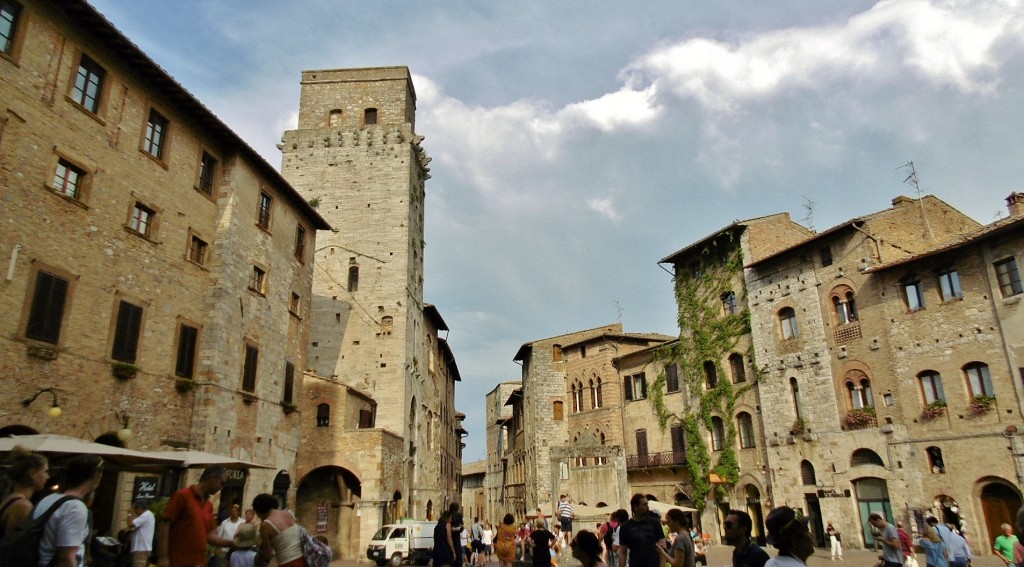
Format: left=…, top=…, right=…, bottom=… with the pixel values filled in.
left=22, top=388, right=62, bottom=418
left=114, top=410, right=133, bottom=442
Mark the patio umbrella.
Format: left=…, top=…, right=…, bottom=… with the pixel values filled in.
left=646, top=500, right=698, bottom=515
left=0, top=434, right=186, bottom=466
left=145, top=449, right=274, bottom=469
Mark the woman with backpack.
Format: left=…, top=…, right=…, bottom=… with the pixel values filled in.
left=252, top=493, right=307, bottom=567
left=0, top=447, right=48, bottom=538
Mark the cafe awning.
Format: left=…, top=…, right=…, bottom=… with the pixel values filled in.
left=0, top=434, right=185, bottom=466
left=146, top=449, right=274, bottom=469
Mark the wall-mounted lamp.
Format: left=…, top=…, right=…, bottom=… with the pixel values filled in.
left=22, top=388, right=62, bottom=418
left=114, top=410, right=132, bottom=442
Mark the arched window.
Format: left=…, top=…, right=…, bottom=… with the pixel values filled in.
left=918, top=370, right=945, bottom=404
left=722, top=291, right=739, bottom=315
left=364, top=108, right=378, bottom=125
left=729, top=353, right=746, bottom=383
left=595, top=376, right=603, bottom=409
left=846, top=371, right=873, bottom=409
left=790, top=377, right=803, bottom=420
left=832, top=288, right=859, bottom=324
left=964, top=362, right=994, bottom=397
left=800, top=460, right=816, bottom=485
left=902, top=274, right=925, bottom=311
left=704, top=360, right=718, bottom=389
left=850, top=448, right=884, bottom=467
left=597, top=431, right=607, bottom=465
left=779, top=307, right=799, bottom=339
left=589, top=379, right=597, bottom=409
left=348, top=266, right=359, bottom=292
left=926, top=446, right=945, bottom=474
left=710, top=417, right=725, bottom=451
left=316, top=403, right=330, bottom=427
left=571, top=382, right=581, bottom=413
left=736, top=412, right=755, bottom=448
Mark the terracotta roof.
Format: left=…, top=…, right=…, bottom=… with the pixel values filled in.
left=658, top=212, right=797, bottom=265
left=461, top=460, right=487, bottom=476
left=559, top=332, right=675, bottom=350
left=865, top=214, right=1024, bottom=273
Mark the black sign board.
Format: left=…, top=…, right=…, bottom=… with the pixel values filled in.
left=224, top=468, right=248, bottom=487
left=133, top=476, right=160, bottom=503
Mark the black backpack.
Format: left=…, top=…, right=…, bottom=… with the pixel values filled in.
left=0, top=495, right=76, bottom=567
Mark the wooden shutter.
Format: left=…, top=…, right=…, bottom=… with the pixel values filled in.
left=283, top=362, right=295, bottom=403
left=639, top=373, right=647, bottom=399
left=635, top=429, right=648, bottom=456
left=26, top=271, right=69, bottom=344
left=624, top=375, right=633, bottom=401
left=242, top=344, right=259, bottom=392
left=175, top=324, right=198, bottom=378
left=670, top=425, right=686, bottom=455
left=665, top=364, right=679, bottom=392
left=111, top=301, right=143, bottom=363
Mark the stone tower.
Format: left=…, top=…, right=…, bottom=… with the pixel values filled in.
left=280, top=67, right=433, bottom=517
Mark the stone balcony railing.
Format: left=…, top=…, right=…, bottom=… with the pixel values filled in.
left=626, top=451, right=687, bottom=469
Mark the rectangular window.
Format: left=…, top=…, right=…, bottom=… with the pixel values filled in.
left=25, top=270, right=69, bottom=344
left=289, top=292, right=301, bottom=316
left=625, top=372, right=647, bottom=401
left=129, top=203, right=154, bottom=236
left=53, top=159, right=84, bottom=199
left=995, top=258, right=1023, bottom=298
left=242, top=344, right=259, bottom=392
left=635, top=429, right=648, bottom=457
left=197, top=152, right=217, bottom=195
left=143, top=109, right=168, bottom=159
left=72, top=54, right=105, bottom=113
left=110, top=300, right=143, bottom=363
left=0, top=1, right=22, bottom=55
left=904, top=280, right=925, bottom=311
left=820, top=246, right=833, bottom=267
left=670, top=424, right=686, bottom=456
left=188, top=235, right=207, bottom=265
left=665, top=363, right=680, bottom=393
left=175, top=324, right=199, bottom=378
left=283, top=361, right=295, bottom=403
left=358, top=408, right=375, bottom=428
left=938, top=268, right=962, bottom=301
left=249, top=266, right=266, bottom=294
left=295, top=225, right=306, bottom=261
left=257, top=191, right=272, bottom=230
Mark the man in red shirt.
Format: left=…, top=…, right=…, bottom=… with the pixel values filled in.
left=157, top=465, right=236, bottom=567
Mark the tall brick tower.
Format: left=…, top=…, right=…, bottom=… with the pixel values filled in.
left=280, top=67, right=433, bottom=520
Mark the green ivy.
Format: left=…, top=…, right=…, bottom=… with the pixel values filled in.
left=648, top=241, right=759, bottom=510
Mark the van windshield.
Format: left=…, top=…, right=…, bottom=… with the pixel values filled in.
left=373, top=527, right=391, bottom=540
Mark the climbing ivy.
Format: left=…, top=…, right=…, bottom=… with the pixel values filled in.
left=648, top=238, right=760, bottom=510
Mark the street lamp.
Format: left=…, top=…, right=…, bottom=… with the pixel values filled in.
left=22, top=388, right=62, bottom=418
left=114, top=410, right=132, bottom=442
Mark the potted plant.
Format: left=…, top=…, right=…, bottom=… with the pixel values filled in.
left=844, top=407, right=877, bottom=430
left=111, top=361, right=139, bottom=380
left=969, top=395, right=996, bottom=416
left=921, top=400, right=947, bottom=420
left=281, top=401, right=299, bottom=414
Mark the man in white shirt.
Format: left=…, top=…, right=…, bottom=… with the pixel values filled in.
left=128, top=499, right=156, bottom=567
left=215, top=504, right=245, bottom=565
left=35, top=454, right=104, bottom=567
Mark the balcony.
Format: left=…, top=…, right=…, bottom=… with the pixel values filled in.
left=626, top=451, right=687, bottom=469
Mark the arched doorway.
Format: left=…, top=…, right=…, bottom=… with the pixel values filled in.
left=296, top=466, right=362, bottom=560
left=744, top=485, right=766, bottom=545
left=854, top=478, right=892, bottom=547
left=91, top=432, right=124, bottom=535
left=273, top=470, right=291, bottom=508
left=932, top=494, right=962, bottom=529
left=980, top=480, right=1022, bottom=549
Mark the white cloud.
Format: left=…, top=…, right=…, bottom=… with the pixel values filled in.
left=560, top=85, right=662, bottom=132
left=587, top=197, right=623, bottom=223
left=622, top=0, right=1024, bottom=112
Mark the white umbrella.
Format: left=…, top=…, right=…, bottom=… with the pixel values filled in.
left=647, top=500, right=698, bottom=515
left=0, top=434, right=184, bottom=466
left=146, top=449, right=274, bottom=469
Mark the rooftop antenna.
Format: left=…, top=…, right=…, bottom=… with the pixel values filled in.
left=613, top=300, right=623, bottom=323
left=800, top=195, right=815, bottom=232
left=898, top=161, right=935, bottom=242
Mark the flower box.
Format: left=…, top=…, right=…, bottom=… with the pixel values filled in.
left=844, top=407, right=877, bottom=430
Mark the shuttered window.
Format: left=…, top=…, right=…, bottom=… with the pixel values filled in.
left=242, top=344, right=259, bottom=392
left=26, top=271, right=69, bottom=344
left=111, top=301, right=143, bottom=363
left=175, top=324, right=198, bottom=378
left=283, top=361, right=295, bottom=403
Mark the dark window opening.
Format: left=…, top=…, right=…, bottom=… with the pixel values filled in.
left=26, top=271, right=69, bottom=344
left=111, top=300, right=143, bottom=363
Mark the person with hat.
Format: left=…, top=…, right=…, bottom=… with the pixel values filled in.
left=230, top=523, right=259, bottom=567
left=764, top=506, right=815, bottom=567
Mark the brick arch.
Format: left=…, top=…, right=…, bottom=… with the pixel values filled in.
left=828, top=283, right=856, bottom=300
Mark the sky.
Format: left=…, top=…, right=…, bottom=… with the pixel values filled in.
left=87, top=0, right=1024, bottom=463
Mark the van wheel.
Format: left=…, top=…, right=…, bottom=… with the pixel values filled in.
left=390, top=553, right=404, bottom=566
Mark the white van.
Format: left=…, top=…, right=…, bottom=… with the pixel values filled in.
left=366, top=520, right=435, bottom=566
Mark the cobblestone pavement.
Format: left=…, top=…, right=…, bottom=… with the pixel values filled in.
left=330, top=546, right=1004, bottom=567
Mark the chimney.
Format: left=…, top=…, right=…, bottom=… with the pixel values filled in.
left=892, top=195, right=914, bottom=207
left=1007, top=192, right=1024, bottom=217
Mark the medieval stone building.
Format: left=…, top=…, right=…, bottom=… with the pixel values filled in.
left=0, top=0, right=328, bottom=536
left=280, top=67, right=463, bottom=554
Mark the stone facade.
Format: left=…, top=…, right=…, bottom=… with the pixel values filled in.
left=281, top=67, right=462, bottom=552
left=0, top=0, right=327, bottom=536
left=462, top=459, right=487, bottom=523
left=486, top=381, right=521, bottom=520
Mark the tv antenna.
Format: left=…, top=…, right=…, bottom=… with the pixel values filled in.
left=613, top=300, right=623, bottom=323
left=800, top=195, right=815, bottom=232
left=897, top=161, right=935, bottom=242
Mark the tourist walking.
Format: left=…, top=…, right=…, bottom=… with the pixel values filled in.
left=897, top=521, right=917, bottom=567
left=617, top=494, right=666, bottom=567
left=657, top=508, right=695, bottom=567
left=529, top=520, right=557, bottom=567
left=36, top=454, right=104, bottom=567
left=946, top=525, right=971, bottom=567
left=159, top=465, right=236, bottom=567
left=0, top=446, right=48, bottom=537
left=868, top=513, right=904, bottom=567
left=764, top=506, right=814, bottom=567
left=558, top=495, right=575, bottom=546
left=495, top=514, right=517, bottom=567
left=571, top=530, right=607, bottom=567
left=825, top=521, right=842, bottom=561
left=920, top=525, right=949, bottom=567
left=482, top=522, right=494, bottom=564
left=993, top=523, right=1018, bottom=567
left=433, top=510, right=457, bottom=567
left=724, top=510, right=768, bottom=567
left=251, top=493, right=306, bottom=567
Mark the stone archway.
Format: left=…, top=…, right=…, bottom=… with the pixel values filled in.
left=296, top=465, right=362, bottom=560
